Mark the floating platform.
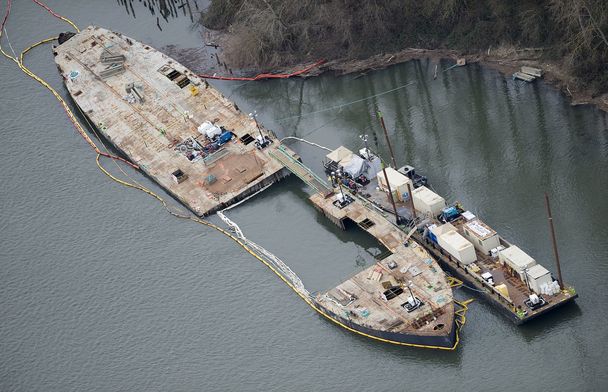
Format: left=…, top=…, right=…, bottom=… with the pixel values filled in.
left=53, top=26, right=290, bottom=216
left=323, top=146, right=578, bottom=325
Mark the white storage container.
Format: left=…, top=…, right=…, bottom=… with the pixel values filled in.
left=429, top=222, right=456, bottom=237
left=437, top=230, right=477, bottom=265
left=499, top=245, right=536, bottom=281
left=412, top=186, right=446, bottom=217
left=376, top=167, right=412, bottom=202
left=461, top=218, right=501, bottom=255
left=526, top=264, right=552, bottom=295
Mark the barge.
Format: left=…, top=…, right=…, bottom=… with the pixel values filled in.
left=322, top=145, right=578, bottom=324
left=53, top=27, right=460, bottom=348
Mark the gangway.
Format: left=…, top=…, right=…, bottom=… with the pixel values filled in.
left=270, top=145, right=334, bottom=197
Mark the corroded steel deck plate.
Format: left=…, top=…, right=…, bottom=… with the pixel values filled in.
left=54, top=26, right=288, bottom=216
left=310, top=193, right=456, bottom=343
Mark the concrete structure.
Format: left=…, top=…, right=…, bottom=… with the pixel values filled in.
left=461, top=219, right=501, bottom=255
left=377, top=167, right=412, bottom=202
left=526, top=264, right=553, bottom=295
left=412, top=186, right=446, bottom=217
left=499, top=245, right=537, bottom=281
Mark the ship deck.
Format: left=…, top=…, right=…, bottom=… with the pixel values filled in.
left=310, top=192, right=455, bottom=337
left=359, top=175, right=577, bottom=323
left=53, top=26, right=288, bottom=216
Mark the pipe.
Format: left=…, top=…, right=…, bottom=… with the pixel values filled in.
left=544, top=192, right=564, bottom=290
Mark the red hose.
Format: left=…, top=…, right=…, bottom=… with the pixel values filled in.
left=1, top=0, right=11, bottom=33
left=199, top=59, right=325, bottom=81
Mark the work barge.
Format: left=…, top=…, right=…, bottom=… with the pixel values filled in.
left=54, top=27, right=461, bottom=349
left=321, top=146, right=578, bottom=324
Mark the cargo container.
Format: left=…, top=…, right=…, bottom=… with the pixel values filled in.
left=412, top=186, right=446, bottom=217
left=526, top=264, right=552, bottom=294
left=377, top=167, right=412, bottom=202
left=461, top=218, right=501, bottom=255
left=431, top=224, right=477, bottom=264
left=429, top=222, right=456, bottom=238
left=499, top=245, right=536, bottom=281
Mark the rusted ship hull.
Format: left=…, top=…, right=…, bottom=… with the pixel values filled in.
left=314, top=301, right=457, bottom=348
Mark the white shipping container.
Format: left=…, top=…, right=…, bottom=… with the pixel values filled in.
left=437, top=230, right=477, bottom=265
left=499, top=245, right=536, bottom=280
left=526, top=264, right=553, bottom=295
left=412, top=186, right=446, bottom=217
left=429, top=222, right=456, bottom=237
left=376, top=167, right=412, bottom=202
left=462, top=219, right=501, bottom=255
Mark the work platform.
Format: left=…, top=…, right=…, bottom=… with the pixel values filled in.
left=272, top=146, right=457, bottom=344
left=309, top=193, right=456, bottom=343
left=54, top=26, right=290, bottom=216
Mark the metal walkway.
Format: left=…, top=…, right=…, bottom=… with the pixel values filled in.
left=270, top=145, right=333, bottom=197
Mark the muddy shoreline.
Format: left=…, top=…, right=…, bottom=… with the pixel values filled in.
left=307, top=47, right=608, bottom=113
left=165, top=33, right=607, bottom=113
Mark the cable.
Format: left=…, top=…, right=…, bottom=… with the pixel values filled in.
left=275, top=80, right=416, bottom=122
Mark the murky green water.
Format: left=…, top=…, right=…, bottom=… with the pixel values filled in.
left=1, top=1, right=607, bottom=391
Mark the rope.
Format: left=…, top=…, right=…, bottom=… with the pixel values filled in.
left=275, top=80, right=417, bottom=122
left=218, top=204, right=310, bottom=297
left=0, top=1, right=136, bottom=169
left=199, top=59, right=325, bottom=81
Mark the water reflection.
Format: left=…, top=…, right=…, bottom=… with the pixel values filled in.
left=115, top=0, right=203, bottom=29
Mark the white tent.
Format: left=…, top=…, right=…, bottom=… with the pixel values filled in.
left=326, top=146, right=353, bottom=163
left=326, top=146, right=368, bottom=178
left=341, top=154, right=367, bottom=177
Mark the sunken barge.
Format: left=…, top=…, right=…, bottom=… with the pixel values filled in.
left=53, top=27, right=461, bottom=349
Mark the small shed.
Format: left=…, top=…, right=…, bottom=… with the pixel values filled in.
left=499, top=245, right=536, bottom=281
left=412, top=186, right=446, bottom=217
left=376, top=167, right=412, bottom=202
left=526, top=264, right=552, bottom=295
left=434, top=226, right=476, bottom=265
left=462, top=218, right=501, bottom=255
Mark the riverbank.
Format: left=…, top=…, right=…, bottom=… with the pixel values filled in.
left=314, top=46, right=608, bottom=113
left=168, top=35, right=608, bottom=114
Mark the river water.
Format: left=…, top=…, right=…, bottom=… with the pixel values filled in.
left=1, top=1, right=607, bottom=391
